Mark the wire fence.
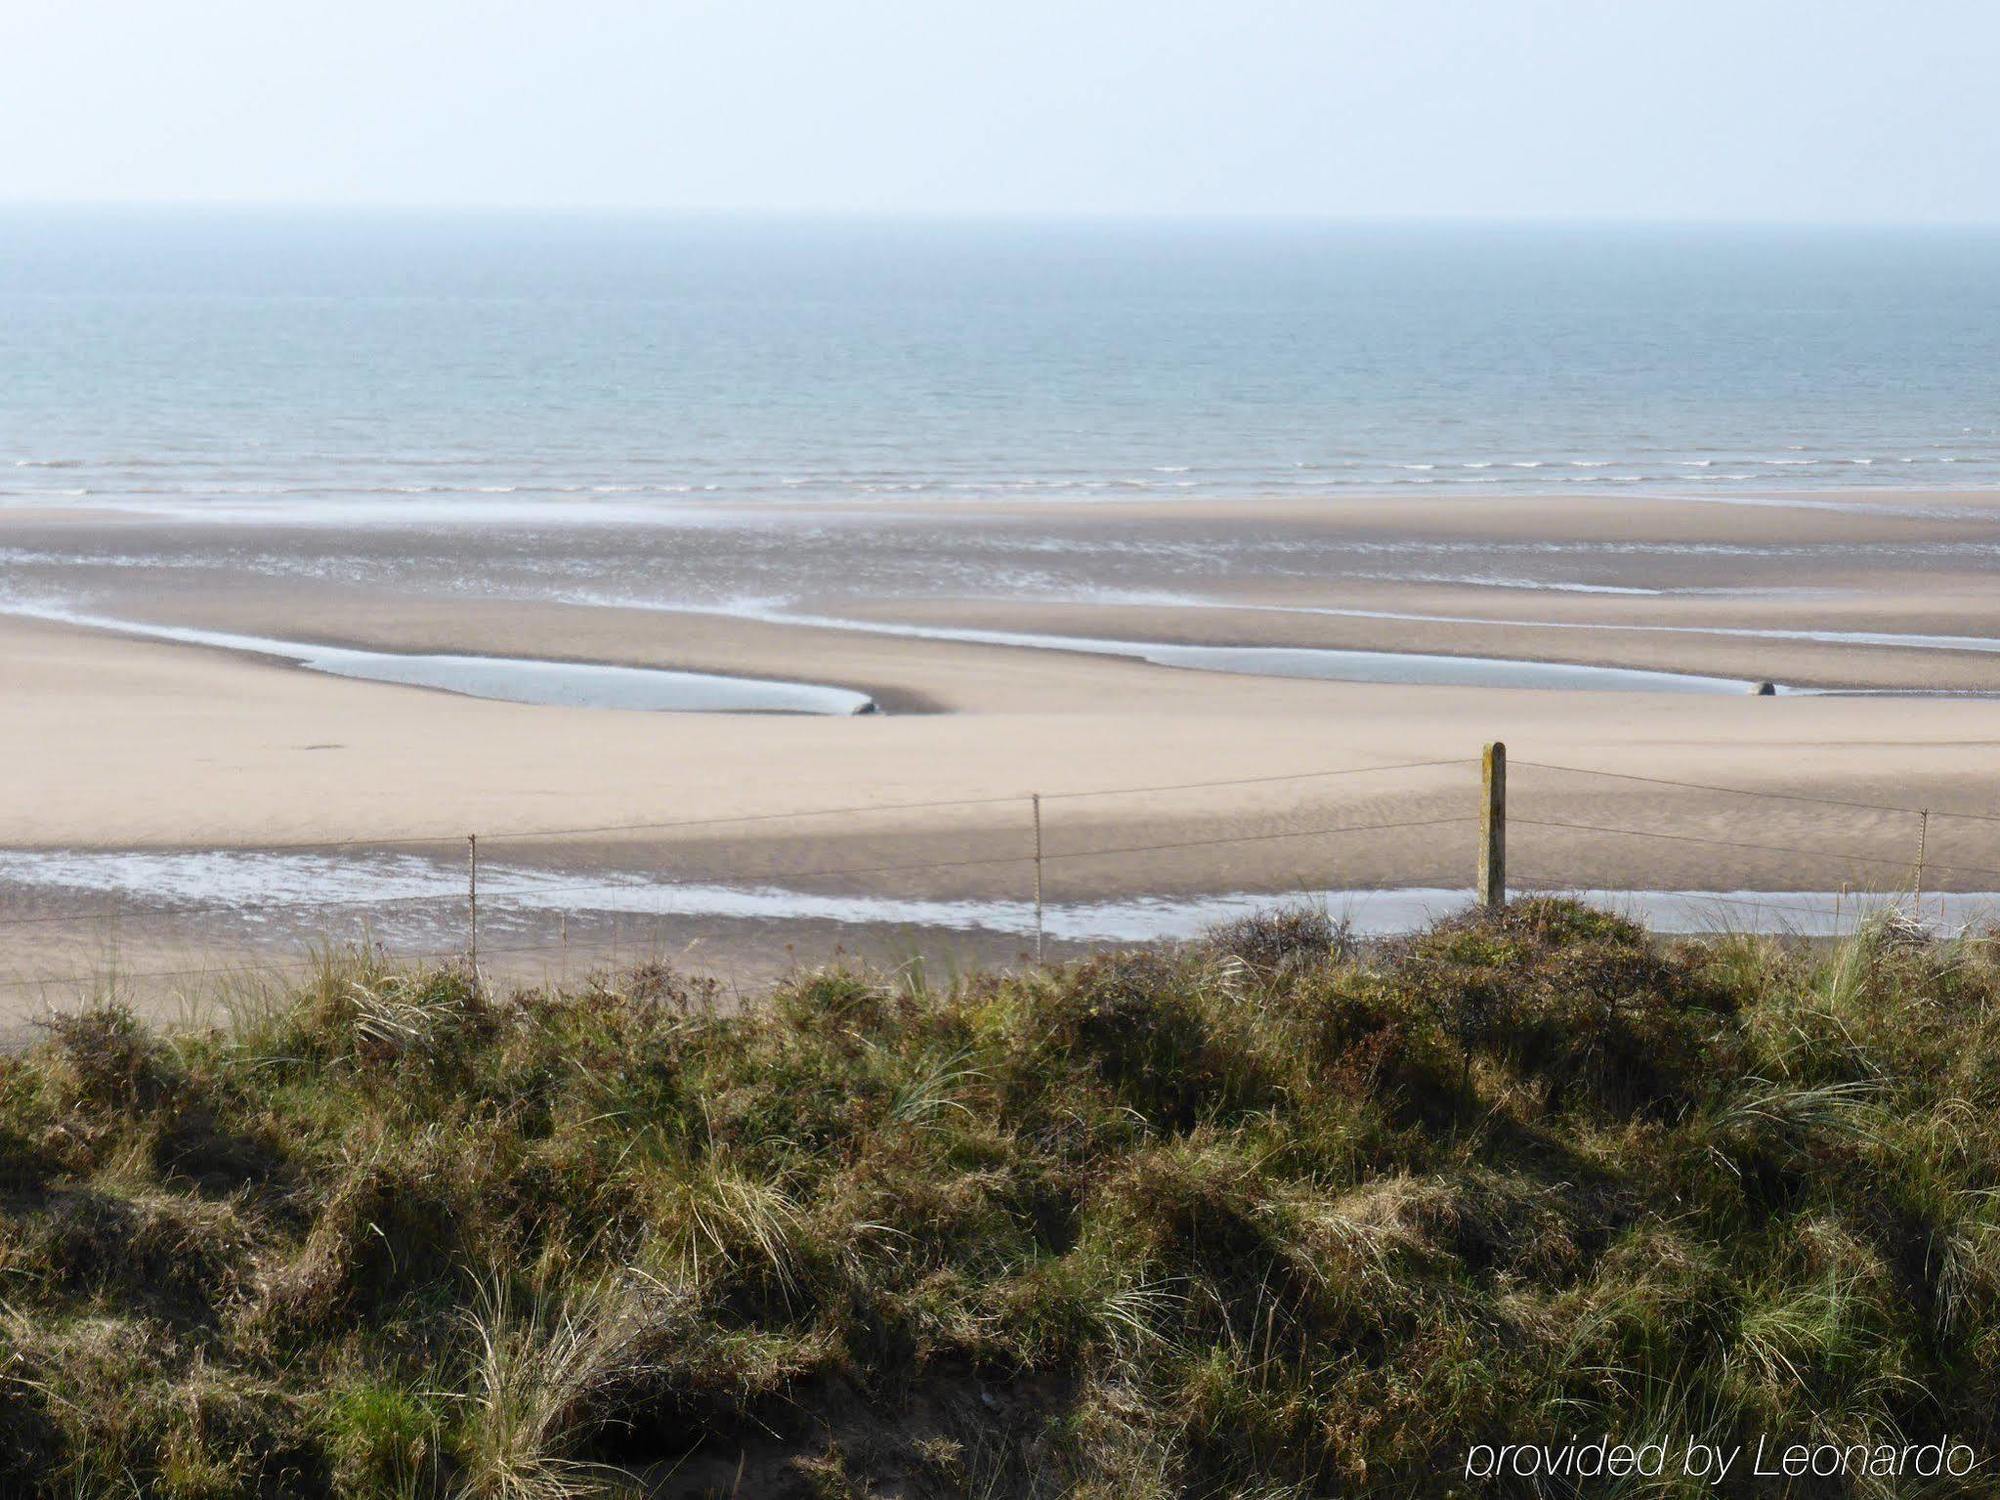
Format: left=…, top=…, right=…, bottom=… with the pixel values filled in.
left=1, top=748, right=1994, bottom=1000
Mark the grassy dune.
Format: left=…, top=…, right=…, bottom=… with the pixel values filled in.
left=4, top=900, right=2000, bottom=1497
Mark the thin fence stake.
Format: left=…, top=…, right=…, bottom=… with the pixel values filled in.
left=1478, top=742, right=1507, bottom=908
left=467, top=834, right=479, bottom=975
left=1032, top=792, right=1045, bottom=963
left=1915, top=809, right=1929, bottom=909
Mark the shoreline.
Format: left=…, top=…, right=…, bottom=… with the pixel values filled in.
left=9, top=482, right=2000, bottom=526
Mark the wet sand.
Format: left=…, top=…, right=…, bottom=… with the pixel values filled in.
left=4, top=488, right=1999, bottom=1021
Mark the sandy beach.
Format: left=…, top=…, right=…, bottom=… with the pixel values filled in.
left=5, top=488, right=2000, bottom=1021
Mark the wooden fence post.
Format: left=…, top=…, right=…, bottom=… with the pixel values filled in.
left=1478, top=743, right=1506, bottom=908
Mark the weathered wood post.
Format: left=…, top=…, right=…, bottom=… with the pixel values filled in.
left=1914, top=809, right=1929, bottom=906
left=1032, top=793, right=1045, bottom=963
left=1478, top=742, right=1506, bottom=909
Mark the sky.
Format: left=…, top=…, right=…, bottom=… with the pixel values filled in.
left=1, top=0, right=1994, bottom=222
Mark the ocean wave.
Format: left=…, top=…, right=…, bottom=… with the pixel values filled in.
left=8, top=449, right=2000, bottom=520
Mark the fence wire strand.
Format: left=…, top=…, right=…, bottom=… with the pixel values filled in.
left=0, top=811, right=1477, bottom=934
left=1511, top=816, right=2000, bottom=882
left=1513, top=758, right=2000, bottom=825
left=153, top=756, right=1475, bottom=854
left=0, top=799, right=1480, bottom=989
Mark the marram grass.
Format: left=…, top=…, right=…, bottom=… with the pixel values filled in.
left=3, top=900, right=2000, bottom=1497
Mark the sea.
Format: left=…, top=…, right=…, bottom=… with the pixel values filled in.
left=3, top=209, right=1999, bottom=518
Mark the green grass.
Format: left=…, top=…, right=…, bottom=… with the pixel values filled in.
left=3, top=899, right=2000, bottom=1496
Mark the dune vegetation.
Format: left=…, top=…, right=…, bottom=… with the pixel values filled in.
left=4, top=898, right=2000, bottom=1497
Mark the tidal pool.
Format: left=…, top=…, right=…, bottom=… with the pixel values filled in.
left=2, top=601, right=876, bottom=714
left=0, top=848, right=1982, bottom=943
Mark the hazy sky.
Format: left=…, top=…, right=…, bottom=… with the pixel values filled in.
left=2, top=1, right=1993, bottom=221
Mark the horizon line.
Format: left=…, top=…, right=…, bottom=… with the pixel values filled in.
left=3, top=200, right=1998, bottom=232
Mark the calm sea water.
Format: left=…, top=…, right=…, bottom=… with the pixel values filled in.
left=3, top=209, right=1998, bottom=517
